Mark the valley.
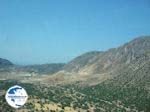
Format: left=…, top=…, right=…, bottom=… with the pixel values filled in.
left=0, top=36, right=150, bottom=112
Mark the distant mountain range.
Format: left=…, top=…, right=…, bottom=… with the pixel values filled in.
left=0, top=59, right=65, bottom=75
left=16, top=63, right=65, bottom=74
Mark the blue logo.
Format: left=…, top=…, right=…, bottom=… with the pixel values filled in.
left=5, top=85, right=28, bottom=108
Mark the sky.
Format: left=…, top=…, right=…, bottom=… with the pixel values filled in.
left=0, top=0, right=150, bottom=65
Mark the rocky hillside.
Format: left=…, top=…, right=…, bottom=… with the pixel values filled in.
left=45, top=36, right=150, bottom=86
left=63, top=36, right=150, bottom=75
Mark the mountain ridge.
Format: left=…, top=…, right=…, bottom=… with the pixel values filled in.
left=62, top=36, right=150, bottom=75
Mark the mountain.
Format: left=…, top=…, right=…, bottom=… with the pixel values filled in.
left=63, top=51, right=102, bottom=72
left=45, top=36, right=150, bottom=86
left=63, top=36, right=150, bottom=75
left=0, top=58, right=14, bottom=75
left=0, top=58, right=13, bottom=67
left=57, top=36, right=150, bottom=111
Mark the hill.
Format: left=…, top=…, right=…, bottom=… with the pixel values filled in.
left=0, top=58, right=13, bottom=67
left=45, top=36, right=150, bottom=86
left=63, top=36, right=150, bottom=75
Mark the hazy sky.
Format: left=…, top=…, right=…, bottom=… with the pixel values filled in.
left=0, top=0, right=150, bottom=65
